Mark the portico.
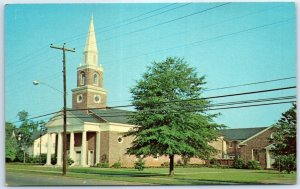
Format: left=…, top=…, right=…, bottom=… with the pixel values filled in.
left=45, top=111, right=101, bottom=167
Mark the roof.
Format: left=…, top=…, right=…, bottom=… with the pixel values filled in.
left=31, top=129, right=47, bottom=141
left=219, top=127, right=268, bottom=141
left=69, top=109, right=102, bottom=123
left=89, top=109, right=132, bottom=124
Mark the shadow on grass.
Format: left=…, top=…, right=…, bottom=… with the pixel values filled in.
left=69, top=169, right=166, bottom=177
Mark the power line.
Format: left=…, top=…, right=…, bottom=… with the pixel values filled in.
left=11, top=111, right=61, bottom=124
left=62, top=3, right=180, bottom=44
left=100, top=4, right=284, bottom=56
left=83, top=3, right=230, bottom=47
left=204, top=77, right=296, bottom=92
left=208, top=101, right=295, bottom=111
left=50, top=100, right=296, bottom=121
left=106, top=76, right=296, bottom=104
left=10, top=85, right=294, bottom=123
left=5, top=3, right=177, bottom=69
left=66, top=3, right=191, bottom=44
left=109, top=17, right=294, bottom=64
left=58, top=95, right=297, bottom=117
left=99, top=85, right=296, bottom=110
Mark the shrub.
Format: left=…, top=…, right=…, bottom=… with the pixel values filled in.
left=177, top=160, right=183, bottom=166
left=134, top=158, right=145, bottom=171
left=247, top=160, right=261, bottom=170
left=182, top=156, right=191, bottom=167
left=233, top=158, right=244, bottom=169
left=96, top=162, right=109, bottom=168
left=272, top=155, right=296, bottom=174
left=209, top=158, right=218, bottom=165
left=161, top=162, right=169, bottom=167
left=51, top=155, right=57, bottom=165
left=67, top=157, right=74, bottom=166
left=112, top=161, right=121, bottom=168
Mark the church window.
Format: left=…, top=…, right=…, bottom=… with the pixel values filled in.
left=77, top=94, right=83, bottom=103
left=80, top=72, right=86, bottom=85
left=94, top=95, right=101, bottom=103
left=93, top=73, right=98, bottom=85
left=117, top=136, right=123, bottom=143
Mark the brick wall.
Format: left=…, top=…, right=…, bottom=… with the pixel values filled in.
left=77, top=68, right=103, bottom=87
left=100, top=131, right=109, bottom=162
left=239, top=128, right=275, bottom=169
left=72, top=90, right=107, bottom=110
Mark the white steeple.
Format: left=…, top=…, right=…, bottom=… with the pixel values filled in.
left=83, top=15, right=98, bottom=66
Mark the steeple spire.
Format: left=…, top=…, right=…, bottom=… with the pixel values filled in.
left=83, top=15, right=98, bottom=65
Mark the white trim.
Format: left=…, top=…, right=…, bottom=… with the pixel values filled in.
left=117, top=136, right=124, bottom=143
left=240, top=126, right=273, bottom=145
left=93, top=95, right=101, bottom=103
left=77, top=64, right=103, bottom=72
left=71, top=85, right=107, bottom=93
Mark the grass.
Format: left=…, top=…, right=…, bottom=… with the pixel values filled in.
left=6, top=163, right=296, bottom=185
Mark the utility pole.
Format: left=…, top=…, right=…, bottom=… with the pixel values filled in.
left=50, top=43, right=75, bottom=176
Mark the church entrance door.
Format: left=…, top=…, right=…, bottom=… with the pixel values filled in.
left=88, top=150, right=94, bottom=166
left=75, top=151, right=81, bottom=165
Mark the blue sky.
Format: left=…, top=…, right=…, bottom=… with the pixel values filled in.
left=5, top=2, right=296, bottom=128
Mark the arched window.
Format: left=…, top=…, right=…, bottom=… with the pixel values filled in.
left=80, top=72, right=86, bottom=85
left=93, top=73, right=98, bottom=85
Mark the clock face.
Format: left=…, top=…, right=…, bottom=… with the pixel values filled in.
left=94, top=95, right=101, bottom=103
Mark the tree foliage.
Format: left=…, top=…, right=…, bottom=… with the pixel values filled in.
left=270, top=104, right=296, bottom=173
left=5, top=122, right=17, bottom=161
left=16, top=110, right=39, bottom=150
left=125, top=57, right=224, bottom=175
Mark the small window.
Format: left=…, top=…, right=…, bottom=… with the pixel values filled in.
left=153, top=154, right=159, bottom=160
left=252, top=149, right=259, bottom=161
left=37, top=142, right=40, bottom=148
left=270, top=133, right=274, bottom=139
left=117, top=136, right=123, bottom=143
left=93, top=73, right=98, bottom=85
left=94, top=95, right=101, bottom=103
left=77, top=94, right=83, bottom=103
left=80, top=72, right=86, bottom=85
left=228, top=141, right=233, bottom=148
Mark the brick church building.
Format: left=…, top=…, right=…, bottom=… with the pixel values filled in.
left=44, top=17, right=206, bottom=167
left=42, top=17, right=275, bottom=169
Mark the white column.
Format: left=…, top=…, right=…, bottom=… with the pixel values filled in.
left=70, top=131, right=75, bottom=162
left=46, top=133, right=52, bottom=165
left=96, top=131, right=100, bottom=164
left=56, top=132, right=62, bottom=166
left=81, top=131, right=87, bottom=166
left=266, top=149, right=270, bottom=169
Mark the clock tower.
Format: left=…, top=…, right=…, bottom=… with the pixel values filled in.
left=72, top=16, right=107, bottom=110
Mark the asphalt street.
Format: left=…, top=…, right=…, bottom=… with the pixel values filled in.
left=6, top=171, right=145, bottom=186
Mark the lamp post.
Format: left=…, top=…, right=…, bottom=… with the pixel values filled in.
left=33, top=81, right=62, bottom=166
left=18, top=134, right=25, bottom=163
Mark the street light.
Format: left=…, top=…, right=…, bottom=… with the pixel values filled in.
left=18, top=134, right=25, bottom=163
left=33, top=80, right=64, bottom=94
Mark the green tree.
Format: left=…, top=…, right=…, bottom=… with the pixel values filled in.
left=5, top=122, right=18, bottom=161
left=16, top=110, right=39, bottom=163
left=270, top=104, right=296, bottom=173
left=125, top=57, right=223, bottom=176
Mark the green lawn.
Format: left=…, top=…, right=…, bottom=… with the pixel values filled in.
left=6, top=163, right=296, bottom=185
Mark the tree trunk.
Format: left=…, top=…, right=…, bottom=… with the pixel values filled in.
left=169, top=154, right=174, bottom=176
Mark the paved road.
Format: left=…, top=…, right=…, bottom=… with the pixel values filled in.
left=6, top=172, right=145, bottom=186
